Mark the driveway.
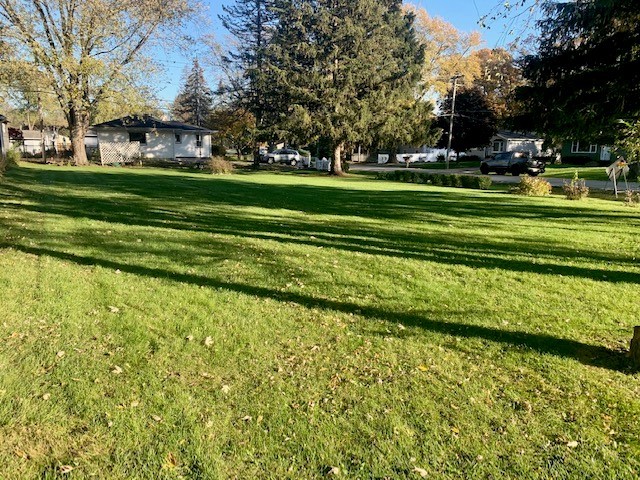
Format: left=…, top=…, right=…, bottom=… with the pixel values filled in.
left=351, top=163, right=640, bottom=191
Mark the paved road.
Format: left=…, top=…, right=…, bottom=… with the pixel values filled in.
left=351, top=163, right=640, bottom=191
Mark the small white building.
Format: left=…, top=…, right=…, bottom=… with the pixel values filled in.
left=0, top=115, right=8, bottom=160
left=92, top=115, right=212, bottom=161
left=469, top=131, right=545, bottom=158
left=16, top=129, right=71, bottom=156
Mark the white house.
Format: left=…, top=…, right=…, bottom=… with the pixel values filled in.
left=92, top=115, right=212, bottom=161
left=0, top=115, right=8, bottom=160
left=15, top=129, right=71, bottom=156
left=469, top=131, right=545, bottom=158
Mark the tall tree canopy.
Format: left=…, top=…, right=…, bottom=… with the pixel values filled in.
left=266, top=0, right=435, bottom=174
left=0, top=0, right=193, bottom=164
left=171, top=59, right=214, bottom=127
left=218, top=0, right=276, bottom=165
left=471, top=48, right=523, bottom=123
left=406, top=3, right=482, bottom=98
left=517, top=0, right=640, bottom=144
left=438, top=86, right=497, bottom=154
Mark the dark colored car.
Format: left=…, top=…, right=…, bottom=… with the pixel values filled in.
left=480, top=151, right=546, bottom=176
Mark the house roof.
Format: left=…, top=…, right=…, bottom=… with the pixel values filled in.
left=0, top=114, right=7, bottom=123
left=495, top=130, right=543, bottom=141
left=93, top=115, right=212, bottom=133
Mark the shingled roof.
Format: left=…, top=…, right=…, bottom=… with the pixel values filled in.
left=93, top=115, right=211, bottom=133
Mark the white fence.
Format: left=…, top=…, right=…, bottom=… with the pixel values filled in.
left=99, top=141, right=140, bottom=166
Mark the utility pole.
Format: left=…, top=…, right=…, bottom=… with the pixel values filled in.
left=446, top=74, right=463, bottom=170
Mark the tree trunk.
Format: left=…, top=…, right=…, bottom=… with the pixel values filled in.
left=630, top=326, right=640, bottom=368
left=332, top=142, right=344, bottom=176
left=68, top=105, right=89, bottom=166
left=388, top=145, right=398, bottom=164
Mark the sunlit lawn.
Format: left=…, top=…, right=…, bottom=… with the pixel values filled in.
left=1, top=163, right=639, bottom=479
left=542, top=164, right=611, bottom=182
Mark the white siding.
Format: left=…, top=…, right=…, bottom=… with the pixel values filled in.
left=1, top=122, right=8, bottom=155
left=96, top=128, right=211, bottom=160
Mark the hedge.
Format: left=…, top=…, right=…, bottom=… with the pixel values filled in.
left=376, top=170, right=492, bottom=190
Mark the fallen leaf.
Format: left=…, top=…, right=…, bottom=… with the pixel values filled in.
left=221, top=384, right=230, bottom=394
left=451, top=427, right=460, bottom=435
left=56, top=351, right=65, bottom=358
left=42, top=393, right=51, bottom=400
left=151, top=415, right=162, bottom=422
left=59, top=465, right=75, bottom=474
left=185, top=335, right=194, bottom=342
left=204, top=336, right=214, bottom=347
left=567, top=441, right=579, bottom=448
left=108, top=306, right=120, bottom=314
left=327, top=466, right=340, bottom=475
left=14, top=448, right=28, bottom=459
left=131, top=401, right=140, bottom=408
left=397, top=323, right=406, bottom=330
left=112, top=365, right=123, bottom=375
left=115, top=269, right=122, bottom=274
left=241, top=415, right=252, bottom=422
left=417, top=365, right=429, bottom=372
left=413, top=466, right=428, bottom=477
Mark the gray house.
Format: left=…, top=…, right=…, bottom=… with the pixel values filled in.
left=469, top=131, right=545, bottom=158
left=0, top=115, right=9, bottom=160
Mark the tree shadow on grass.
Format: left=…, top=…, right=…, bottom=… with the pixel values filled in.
left=0, top=242, right=631, bottom=373
left=2, top=169, right=639, bottom=285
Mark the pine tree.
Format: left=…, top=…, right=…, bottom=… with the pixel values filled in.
left=517, top=0, right=640, bottom=143
left=267, top=0, right=434, bottom=174
left=171, top=59, right=213, bottom=127
left=219, top=0, right=276, bottom=165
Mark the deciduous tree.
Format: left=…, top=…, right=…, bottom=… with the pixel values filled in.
left=0, top=0, right=193, bottom=165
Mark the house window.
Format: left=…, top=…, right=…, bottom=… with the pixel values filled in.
left=129, top=132, right=146, bottom=145
left=492, top=140, right=504, bottom=153
left=571, top=141, right=597, bottom=154
left=175, top=134, right=181, bottom=144
left=196, top=134, right=202, bottom=147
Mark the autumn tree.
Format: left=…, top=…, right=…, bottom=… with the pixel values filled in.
left=406, top=3, right=482, bottom=98
left=209, top=108, right=256, bottom=160
left=267, top=0, right=432, bottom=175
left=471, top=48, right=523, bottom=122
left=0, top=0, right=194, bottom=165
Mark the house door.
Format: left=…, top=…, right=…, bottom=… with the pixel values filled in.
left=600, top=146, right=611, bottom=162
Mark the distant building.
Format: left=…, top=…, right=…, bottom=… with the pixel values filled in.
left=468, top=131, right=546, bottom=158
left=15, top=129, right=71, bottom=156
left=91, top=115, right=212, bottom=161
left=560, top=140, right=612, bottom=163
left=0, top=115, right=8, bottom=159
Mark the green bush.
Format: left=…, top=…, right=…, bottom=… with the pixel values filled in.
left=375, top=170, right=492, bottom=190
left=1, top=147, right=21, bottom=176
left=208, top=156, right=234, bottom=175
left=511, top=175, right=553, bottom=196
left=628, top=162, right=639, bottom=181
left=562, top=172, right=589, bottom=200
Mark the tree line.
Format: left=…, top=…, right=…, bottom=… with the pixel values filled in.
left=2, top=0, right=638, bottom=167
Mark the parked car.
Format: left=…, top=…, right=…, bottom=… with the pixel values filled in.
left=263, top=148, right=302, bottom=166
left=480, top=151, right=546, bottom=176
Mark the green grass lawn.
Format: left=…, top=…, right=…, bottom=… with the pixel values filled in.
left=542, top=165, right=611, bottom=182
left=1, top=163, right=639, bottom=479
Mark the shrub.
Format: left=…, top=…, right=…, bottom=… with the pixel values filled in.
left=208, top=156, right=233, bottom=174
left=375, top=170, right=492, bottom=190
left=624, top=190, right=640, bottom=207
left=0, top=147, right=21, bottom=176
left=562, top=172, right=589, bottom=200
left=511, top=175, right=552, bottom=196
left=628, top=162, right=639, bottom=181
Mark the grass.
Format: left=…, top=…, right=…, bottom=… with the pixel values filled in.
left=542, top=164, right=610, bottom=182
left=1, top=163, right=640, bottom=479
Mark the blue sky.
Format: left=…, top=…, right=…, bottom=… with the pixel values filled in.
left=155, top=0, right=537, bottom=106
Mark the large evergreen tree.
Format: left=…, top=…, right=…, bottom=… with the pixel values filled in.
left=517, top=0, right=640, bottom=143
left=267, top=0, right=434, bottom=174
left=171, top=59, right=213, bottom=127
left=219, top=0, right=276, bottom=165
